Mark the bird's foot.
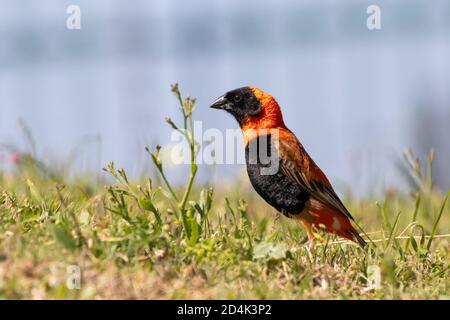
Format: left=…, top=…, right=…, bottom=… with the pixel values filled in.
left=302, top=234, right=326, bottom=250
left=313, top=233, right=327, bottom=244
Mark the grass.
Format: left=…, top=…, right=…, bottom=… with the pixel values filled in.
left=0, top=85, right=448, bottom=300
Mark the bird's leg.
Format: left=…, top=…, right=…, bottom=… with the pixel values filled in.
left=300, top=220, right=316, bottom=250
left=299, top=219, right=328, bottom=247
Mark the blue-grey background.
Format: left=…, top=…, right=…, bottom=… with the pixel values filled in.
left=1, top=0, right=449, bottom=195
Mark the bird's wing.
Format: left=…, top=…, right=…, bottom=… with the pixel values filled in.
left=275, top=131, right=354, bottom=221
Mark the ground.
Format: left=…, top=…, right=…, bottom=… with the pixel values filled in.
left=0, top=161, right=448, bottom=299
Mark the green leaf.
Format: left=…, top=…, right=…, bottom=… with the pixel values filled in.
left=138, top=198, right=156, bottom=212
left=26, top=178, right=44, bottom=204
left=138, top=198, right=162, bottom=226
left=427, top=195, right=448, bottom=251
left=410, top=235, right=418, bottom=252
left=253, top=241, right=288, bottom=261
left=188, top=216, right=200, bottom=245
left=418, top=248, right=429, bottom=259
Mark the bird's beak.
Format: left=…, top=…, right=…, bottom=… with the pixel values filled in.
left=210, top=95, right=231, bottom=110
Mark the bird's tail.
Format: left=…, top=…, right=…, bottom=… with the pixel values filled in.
left=308, top=204, right=368, bottom=250
left=348, top=228, right=367, bottom=250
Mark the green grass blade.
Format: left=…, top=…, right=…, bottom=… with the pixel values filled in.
left=426, top=194, right=448, bottom=251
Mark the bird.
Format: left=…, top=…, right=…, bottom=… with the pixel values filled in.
left=210, top=86, right=367, bottom=249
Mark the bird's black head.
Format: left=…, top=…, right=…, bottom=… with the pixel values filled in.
left=210, top=86, right=261, bottom=125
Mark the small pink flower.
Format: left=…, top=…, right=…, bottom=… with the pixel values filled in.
left=8, top=152, right=21, bottom=164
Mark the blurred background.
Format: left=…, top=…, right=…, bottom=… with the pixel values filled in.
left=0, top=0, right=449, bottom=195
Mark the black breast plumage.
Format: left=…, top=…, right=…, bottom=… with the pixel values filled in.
left=245, top=134, right=309, bottom=216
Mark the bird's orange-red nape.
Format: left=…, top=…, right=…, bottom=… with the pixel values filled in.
left=241, top=87, right=286, bottom=145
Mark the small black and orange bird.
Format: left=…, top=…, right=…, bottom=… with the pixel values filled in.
left=210, top=87, right=367, bottom=249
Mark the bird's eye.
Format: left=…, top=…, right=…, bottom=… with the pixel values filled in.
left=234, top=94, right=242, bottom=103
